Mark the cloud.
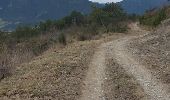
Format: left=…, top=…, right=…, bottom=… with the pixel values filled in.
left=89, top=0, right=122, bottom=3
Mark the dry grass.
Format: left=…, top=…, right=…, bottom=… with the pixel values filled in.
left=104, top=57, right=146, bottom=100
left=0, top=30, right=129, bottom=100
left=128, top=24, right=170, bottom=92
left=0, top=31, right=59, bottom=81
left=0, top=40, right=101, bottom=99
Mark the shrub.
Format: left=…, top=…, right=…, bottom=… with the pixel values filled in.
left=139, top=8, right=167, bottom=27
left=32, top=42, right=49, bottom=56
left=0, top=61, right=11, bottom=80
left=77, top=32, right=90, bottom=41
left=0, top=47, right=12, bottom=80
left=58, top=33, right=67, bottom=45
left=12, top=26, right=40, bottom=41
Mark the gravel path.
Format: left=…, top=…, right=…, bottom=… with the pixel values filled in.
left=80, top=28, right=170, bottom=100
left=80, top=44, right=106, bottom=100
left=110, top=36, right=170, bottom=100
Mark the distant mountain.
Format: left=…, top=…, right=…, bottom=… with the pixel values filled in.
left=119, top=0, right=170, bottom=14
left=0, top=0, right=101, bottom=30
left=1, top=0, right=170, bottom=30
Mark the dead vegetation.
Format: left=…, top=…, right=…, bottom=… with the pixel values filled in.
left=0, top=32, right=55, bottom=80
left=128, top=21, right=170, bottom=93
left=0, top=39, right=101, bottom=99
left=104, top=56, right=146, bottom=100
left=0, top=31, right=130, bottom=100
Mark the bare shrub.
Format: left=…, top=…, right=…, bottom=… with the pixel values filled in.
left=58, top=33, right=67, bottom=45
left=0, top=30, right=61, bottom=80
left=0, top=60, right=11, bottom=80
left=0, top=45, right=12, bottom=80
left=77, top=32, right=90, bottom=41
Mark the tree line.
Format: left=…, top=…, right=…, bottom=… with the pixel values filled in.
left=10, top=3, right=133, bottom=41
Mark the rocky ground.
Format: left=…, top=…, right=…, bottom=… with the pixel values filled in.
left=0, top=32, right=126, bottom=100
left=0, top=40, right=101, bottom=100
left=128, top=23, right=170, bottom=94
left=0, top=22, right=170, bottom=100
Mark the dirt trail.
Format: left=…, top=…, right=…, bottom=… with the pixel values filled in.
left=80, top=23, right=170, bottom=100
left=109, top=37, right=170, bottom=100
left=80, top=44, right=106, bottom=100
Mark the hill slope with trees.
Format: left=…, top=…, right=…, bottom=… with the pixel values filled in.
left=1, top=0, right=170, bottom=30
left=0, top=0, right=101, bottom=30
left=119, top=0, right=170, bottom=14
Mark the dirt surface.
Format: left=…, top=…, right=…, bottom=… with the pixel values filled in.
left=80, top=44, right=106, bottom=100
left=80, top=35, right=146, bottom=100
left=81, top=37, right=169, bottom=100
left=128, top=23, right=170, bottom=99
left=80, top=23, right=170, bottom=100
left=0, top=40, right=101, bottom=100
left=0, top=32, right=125, bottom=100
left=0, top=22, right=170, bottom=100
left=111, top=37, right=170, bottom=100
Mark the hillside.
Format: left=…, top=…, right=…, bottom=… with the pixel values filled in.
left=119, top=0, right=170, bottom=14
left=0, top=0, right=101, bottom=30
left=127, top=21, right=170, bottom=99
left=1, top=0, right=170, bottom=30
left=0, top=40, right=101, bottom=99
left=0, top=1, right=170, bottom=100
left=1, top=22, right=170, bottom=99
left=138, top=5, right=170, bottom=27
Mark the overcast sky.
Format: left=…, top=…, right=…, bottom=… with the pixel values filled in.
left=89, top=0, right=123, bottom=3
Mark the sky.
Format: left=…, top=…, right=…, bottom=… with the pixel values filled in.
left=89, top=0, right=123, bottom=3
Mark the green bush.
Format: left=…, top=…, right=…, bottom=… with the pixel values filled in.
left=139, top=8, right=167, bottom=27
left=0, top=2, right=131, bottom=52
left=32, top=42, right=49, bottom=56
left=78, top=33, right=89, bottom=41
left=12, top=26, right=40, bottom=41
left=58, top=33, right=67, bottom=45
left=107, top=23, right=127, bottom=33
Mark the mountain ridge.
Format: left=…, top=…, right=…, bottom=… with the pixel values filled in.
left=119, top=0, right=170, bottom=14
left=1, top=0, right=170, bottom=30
left=0, top=0, right=101, bottom=30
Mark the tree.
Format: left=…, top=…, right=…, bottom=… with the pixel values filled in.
left=102, top=3, right=126, bottom=18
left=58, top=33, right=66, bottom=45
left=39, top=20, right=54, bottom=31
left=54, top=19, right=65, bottom=30
left=63, top=11, right=85, bottom=26
left=90, top=8, right=108, bottom=27
left=89, top=3, right=127, bottom=32
left=70, top=11, right=85, bottom=25
left=139, top=8, right=167, bottom=27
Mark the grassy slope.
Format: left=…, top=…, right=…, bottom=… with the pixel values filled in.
left=0, top=31, right=148, bottom=100
left=104, top=58, right=146, bottom=100
left=0, top=40, right=100, bottom=99
left=128, top=22, right=170, bottom=94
